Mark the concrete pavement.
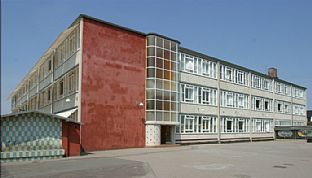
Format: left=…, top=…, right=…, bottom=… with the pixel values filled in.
left=1, top=140, right=312, bottom=178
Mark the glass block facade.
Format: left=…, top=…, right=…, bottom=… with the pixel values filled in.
left=146, top=35, right=179, bottom=123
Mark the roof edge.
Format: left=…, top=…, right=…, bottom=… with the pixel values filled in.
left=77, top=14, right=146, bottom=36
left=1, top=110, right=81, bottom=125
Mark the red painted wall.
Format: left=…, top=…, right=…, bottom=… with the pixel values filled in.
left=80, top=18, right=146, bottom=152
left=62, top=121, right=81, bottom=156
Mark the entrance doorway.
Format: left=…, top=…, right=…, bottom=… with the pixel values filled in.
left=161, top=125, right=172, bottom=144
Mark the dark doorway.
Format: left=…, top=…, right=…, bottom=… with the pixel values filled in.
left=161, top=126, right=172, bottom=144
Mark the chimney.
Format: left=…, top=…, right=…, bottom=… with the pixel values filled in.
left=268, top=67, right=278, bottom=78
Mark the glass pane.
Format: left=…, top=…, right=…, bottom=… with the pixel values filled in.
left=146, top=89, right=155, bottom=99
left=163, top=91, right=170, bottom=101
left=156, top=89, right=163, bottom=100
left=147, top=57, right=155, bottom=67
left=171, top=92, right=177, bottom=101
left=164, top=50, right=170, bottom=60
left=170, top=71, right=176, bottom=80
left=147, top=100, right=155, bottom=110
left=164, top=59, right=170, bottom=70
left=147, top=47, right=155, bottom=56
left=164, top=80, right=170, bottom=90
left=171, top=102, right=177, bottom=110
left=156, top=100, right=163, bottom=110
left=156, top=69, right=163, bottom=79
left=156, top=58, right=163, bottom=68
left=164, top=39, right=170, bottom=50
left=156, top=111, right=163, bottom=121
left=164, top=101, right=170, bottom=111
left=171, top=52, right=177, bottom=61
left=171, top=112, right=177, bottom=122
left=146, top=111, right=155, bottom=121
left=164, top=112, right=170, bottom=121
left=171, top=61, right=176, bottom=71
left=156, top=48, right=164, bottom=58
left=171, top=42, right=177, bottom=51
left=147, top=79, right=155, bottom=88
left=147, top=35, right=155, bottom=46
left=164, top=70, right=170, bottom=80
left=171, top=82, right=177, bottom=91
left=147, top=68, right=155, bottom=78
left=156, top=79, right=163, bottom=89
left=156, top=37, right=164, bottom=48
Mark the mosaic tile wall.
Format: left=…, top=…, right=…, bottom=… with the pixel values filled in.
left=1, top=112, right=64, bottom=162
left=146, top=125, right=160, bottom=146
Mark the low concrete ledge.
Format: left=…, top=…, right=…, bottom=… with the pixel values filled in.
left=1, top=149, right=65, bottom=163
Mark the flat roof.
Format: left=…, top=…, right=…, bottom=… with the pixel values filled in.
left=1, top=110, right=81, bottom=125
left=180, top=47, right=306, bottom=90
left=74, top=14, right=181, bottom=44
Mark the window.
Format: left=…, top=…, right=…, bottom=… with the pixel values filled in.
left=226, top=120, right=233, bottom=132
left=253, top=76, right=261, bottom=89
left=277, top=103, right=282, bottom=112
left=178, top=115, right=217, bottom=134
left=181, top=83, right=217, bottom=105
left=238, top=94, right=244, bottom=108
left=255, top=120, right=262, bottom=132
left=185, top=115, right=194, bottom=133
left=227, top=92, right=234, bottom=107
left=263, top=79, right=269, bottom=90
left=225, top=67, right=233, bottom=81
left=236, top=71, right=244, bottom=84
left=237, top=119, right=245, bottom=132
left=68, top=73, right=75, bottom=94
left=202, top=117, right=211, bottom=133
left=180, top=53, right=217, bottom=78
left=59, top=80, right=64, bottom=96
left=202, top=61, right=209, bottom=76
left=48, top=60, right=52, bottom=71
left=202, top=88, right=211, bottom=105
left=276, top=83, right=282, bottom=94
left=221, top=91, right=248, bottom=109
left=185, top=56, right=194, bottom=72
left=185, top=85, right=194, bottom=102
left=48, top=89, right=51, bottom=101
left=255, top=99, right=261, bottom=110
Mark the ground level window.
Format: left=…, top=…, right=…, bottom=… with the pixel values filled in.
left=226, top=119, right=233, bottom=133
left=184, top=116, right=194, bottom=133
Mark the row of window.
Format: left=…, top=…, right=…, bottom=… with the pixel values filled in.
left=177, top=115, right=217, bottom=134
left=147, top=35, right=178, bottom=52
left=251, top=96, right=273, bottom=112
left=54, top=26, right=80, bottom=69
left=251, top=74, right=273, bottom=91
left=180, top=84, right=217, bottom=106
left=180, top=53, right=217, bottom=78
left=12, top=26, right=80, bottom=106
left=177, top=115, right=274, bottom=134
left=275, top=120, right=305, bottom=126
left=180, top=83, right=305, bottom=115
left=293, top=104, right=305, bottom=116
left=14, top=68, right=79, bottom=112
left=179, top=53, right=305, bottom=99
left=220, top=65, right=249, bottom=86
left=275, top=100, right=292, bottom=114
left=220, top=90, right=249, bottom=109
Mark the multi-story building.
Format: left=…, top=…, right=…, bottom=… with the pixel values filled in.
left=10, top=14, right=307, bottom=150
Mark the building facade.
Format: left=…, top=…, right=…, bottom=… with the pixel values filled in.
left=10, top=15, right=307, bottom=149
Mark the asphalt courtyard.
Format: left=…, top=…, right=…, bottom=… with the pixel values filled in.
left=1, top=140, right=312, bottom=178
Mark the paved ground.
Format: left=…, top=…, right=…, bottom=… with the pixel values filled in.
left=1, top=140, right=312, bottom=178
